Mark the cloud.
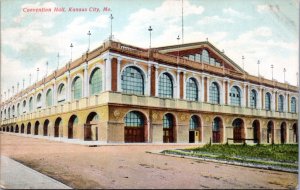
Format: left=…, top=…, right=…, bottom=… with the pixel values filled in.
left=223, top=8, right=252, bottom=19
left=198, top=15, right=234, bottom=25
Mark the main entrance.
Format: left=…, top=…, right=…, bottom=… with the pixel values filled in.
left=189, top=115, right=201, bottom=143
left=267, top=121, right=274, bottom=144
left=232, top=118, right=244, bottom=143
left=124, top=111, right=146, bottom=143
left=54, top=118, right=62, bottom=137
left=212, top=117, right=222, bottom=143
left=252, top=120, right=260, bottom=143
left=43, top=120, right=49, bottom=136
left=280, top=122, right=286, bottom=144
left=85, top=112, right=99, bottom=141
left=163, top=113, right=175, bottom=143
left=68, top=115, right=78, bottom=139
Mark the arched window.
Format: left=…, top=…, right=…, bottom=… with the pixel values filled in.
left=23, top=100, right=26, bottom=112
left=4, top=110, right=6, bottom=119
left=189, top=115, right=199, bottom=130
left=278, top=95, right=284, bottom=112
left=230, top=86, right=241, bottom=106
left=250, top=89, right=257, bottom=108
left=124, top=111, right=144, bottom=127
left=17, top=103, right=20, bottom=116
left=210, top=58, right=216, bottom=66
left=158, top=73, right=173, bottom=98
left=201, top=50, right=209, bottom=63
left=291, top=97, right=296, bottom=113
left=12, top=106, right=15, bottom=117
left=163, top=114, right=174, bottom=129
left=89, top=68, right=102, bottom=95
left=46, top=89, right=53, bottom=107
left=186, top=78, right=198, bottom=101
left=37, top=93, right=42, bottom=108
left=57, top=83, right=66, bottom=103
left=121, top=66, right=144, bottom=95
left=8, top=107, right=10, bottom=118
left=29, top=97, right=33, bottom=112
left=209, top=82, right=220, bottom=104
left=72, top=77, right=82, bottom=100
left=265, top=92, right=271, bottom=111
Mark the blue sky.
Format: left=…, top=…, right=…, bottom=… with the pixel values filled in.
left=1, top=0, right=299, bottom=99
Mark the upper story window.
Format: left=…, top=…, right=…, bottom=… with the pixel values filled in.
left=291, top=97, right=296, bottom=113
left=12, top=106, right=15, bottom=117
left=209, top=82, right=220, bottom=104
left=90, top=68, right=103, bottom=96
left=46, top=89, right=53, bottom=107
left=57, top=83, right=66, bottom=103
left=8, top=107, right=10, bottom=119
left=230, top=86, right=241, bottom=106
left=4, top=109, right=6, bottom=119
left=29, top=97, right=33, bottom=112
left=202, top=50, right=209, bottom=63
left=186, top=78, right=198, bottom=101
left=210, top=58, right=216, bottom=66
left=265, top=92, right=271, bottom=111
left=17, top=103, right=20, bottom=116
left=124, top=111, right=144, bottom=127
left=37, top=93, right=42, bottom=108
left=250, top=89, right=257, bottom=108
left=121, top=66, right=144, bottom=95
left=72, top=76, right=82, bottom=100
left=189, top=115, right=199, bottom=130
left=278, top=94, right=284, bottom=112
left=23, top=100, right=26, bottom=112
left=195, top=54, right=201, bottom=62
left=158, top=73, right=173, bottom=98
left=188, top=55, right=195, bottom=61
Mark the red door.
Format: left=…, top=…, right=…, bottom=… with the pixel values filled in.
left=234, top=127, right=242, bottom=143
left=125, top=127, right=144, bottom=143
left=213, top=131, right=220, bottom=143
left=163, top=128, right=174, bottom=143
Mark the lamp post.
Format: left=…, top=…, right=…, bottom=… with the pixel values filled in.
left=148, top=26, right=153, bottom=58
left=283, top=68, right=286, bottom=83
left=87, top=30, right=91, bottom=51
left=70, top=43, right=73, bottom=62
left=257, top=60, right=260, bottom=77
left=110, top=14, right=113, bottom=40
left=271, top=64, right=274, bottom=80
left=177, top=35, right=180, bottom=64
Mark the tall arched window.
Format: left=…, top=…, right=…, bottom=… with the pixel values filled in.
left=186, top=78, right=198, bottom=101
left=46, top=89, right=53, bottom=107
left=12, top=106, right=15, bottom=117
left=230, top=86, right=241, bottom=106
left=189, top=115, right=199, bottom=130
left=89, top=68, right=103, bottom=95
left=121, top=66, right=144, bottom=95
left=8, top=107, right=10, bottom=118
left=278, top=95, right=284, bottom=112
left=37, top=93, right=42, bottom=108
left=291, top=97, right=296, bottom=113
left=250, top=89, right=257, bottom=108
left=17, top=103, right=20, bottom=116
left=265, top=92, right=271, bottom=111
left=57, top=83, right=66, bottom=103
left=210, top=58, right=216, bottom=66
left=209, top=82, right=220, bottom=104
left=158, top=73, right=173, bottom=98
left=23, top=100, right=26, bottom=113
left=124, top=111, right=144, bottom=127
left=29, top=97, right=33, bottom=111
left=201, top=50, right=209, bottom=63
left=72, top=77, right=82, bottom=100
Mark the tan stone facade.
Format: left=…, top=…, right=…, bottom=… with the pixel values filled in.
left=0, top=40, right=298, bottom=144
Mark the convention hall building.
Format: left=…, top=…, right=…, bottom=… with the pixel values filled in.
left=0, top=39, right=298, bottom=144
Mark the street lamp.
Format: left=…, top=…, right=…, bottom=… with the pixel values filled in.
left=177, top=35, right=180, bottom=64
left=148, top=26, right=153, bottom=49
left=271, top=64, right=274, bottom=80
left=110, top=14, right=114, bottom=40
left=283, top=68, right=286, bottom=83
left=87, top=30, right=91, bottom=51
left=70, top=43, right=73, bottom=61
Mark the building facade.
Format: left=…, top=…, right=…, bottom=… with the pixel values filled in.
left=0, top=40, right=298, bottom=144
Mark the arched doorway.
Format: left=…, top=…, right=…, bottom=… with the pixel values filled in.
left=280, top=122, right=287, bottom=144
left=10, top=126, right=14, bottom=132
left=15, top=125, right=19, bottom=133
left=6, top=126, right=9, bottom=132
left=232, top=118, right=244, bottom=143
left=34, top=121, right=39, bottom=135
left=252, top=120, right=260, bottom=143
left=21, top=124, right=25, bottom=133
left=27, top=123, right=31, bottom=134
left=292, top=123, right=298, bottom=143
left=189, top=115, right=201, bottom=143
left=68, top=115, right=78, bottom=139
left=163, top=113, right=176, bottom=143
left=124, top=111, right=147, bottom=143
left=212, top=117, right=223, bottom=143
left=85, top=112, right=99, bottom=141
left=54, top=117, right=62, bottom=137
left=43, top=120, right=49, bottom=136
left=267, top=121, right=274, bottom=144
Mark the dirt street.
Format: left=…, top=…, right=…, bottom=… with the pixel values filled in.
left=0, top=133, right=297, bottom=189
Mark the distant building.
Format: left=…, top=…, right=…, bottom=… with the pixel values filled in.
left=0, top=40, right=298, bottom=144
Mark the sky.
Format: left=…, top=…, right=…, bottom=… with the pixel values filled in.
left=1, top=0, right=299, bottom=100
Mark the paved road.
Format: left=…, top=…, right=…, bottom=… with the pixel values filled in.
left=0, top=156, right=71, bottom=189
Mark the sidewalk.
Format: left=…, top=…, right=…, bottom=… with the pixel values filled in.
left=0, top=156, right=71, bottom=189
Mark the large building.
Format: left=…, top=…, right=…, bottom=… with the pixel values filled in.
left=0, top=39, right=298, bottom=144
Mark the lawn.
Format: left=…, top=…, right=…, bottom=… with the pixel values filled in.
left=161, top=144, right=298, bottom=171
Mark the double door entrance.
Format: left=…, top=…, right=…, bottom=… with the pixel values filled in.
left=125, top=127, right=144, bottom=143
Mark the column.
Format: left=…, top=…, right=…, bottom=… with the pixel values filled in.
left=147, top=62, right=151, bottom=96
left=242, top=83, right=247, bottom=107
left=53, top=81, right=57, bottom=105
left=155, top=65, right=159, bottom=96
left=206, top=77, right=210, bottom=103
left=201, top=76, right=204, bottom=102
left=66, top=71, right=71, bottom=102
left=258, top=88, right=262, bottom=109
left=183, top=72, right=186, bottom=99
left=285, top=93, right=288, bottom=112
left=176, top=70, right=180, bottom=99
left=271, top=91, right=275, bottom=111
left=105, top=56, right=112, bottom=91
left=83, top=62, right=88, bottom=97
left=117, top=57, right=122, bottom=92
